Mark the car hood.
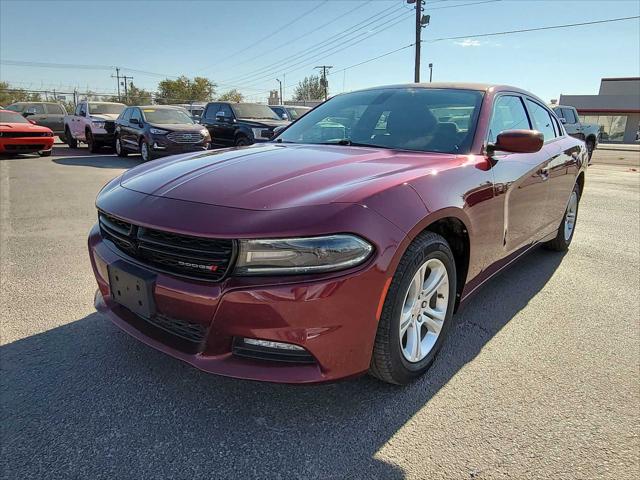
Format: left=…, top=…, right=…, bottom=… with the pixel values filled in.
left=148, top=123, right=206, bottom=132
left=0, top=122, right=52, bottom=133
left=91, top=114, right=120, bottom=121
left=238, top=118, right=290, bottom=128
left=120, top=143, right=455, bottom=210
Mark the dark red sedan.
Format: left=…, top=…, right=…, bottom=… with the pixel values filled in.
left=0, top=110, right=55, bottom=156
left=89, top=83, right=587, bottom=384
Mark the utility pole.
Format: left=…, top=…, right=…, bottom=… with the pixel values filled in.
left=276, top=78, right=283, bottom=104
left=314, top=65, right=332, bottom=101
left=112, top=67, right=121, bottom=101
left=429, top=63, right=433, bottom=82
left=407, top=0, right=429, bottom=83
left=121, top=75, right=134, bottom=102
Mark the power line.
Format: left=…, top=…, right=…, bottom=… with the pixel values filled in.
left=197, top=0, right=329, bottom=73
left=219, top=2, right=404, bottom=84
left=427, top=15, right=640, bottom=43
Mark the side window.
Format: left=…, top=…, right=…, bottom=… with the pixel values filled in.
left=119, top=108, right=132, bottom=123
left=45, top=103, right=64, bottom=115
left=130, top=108, right=142, bottom=124
left=204, top=103, right=219, bottom=120
left=25, top=104, right=45, bottom=115
left=562, top=108, right=577, bottom=124
left=526, top=99, right=556, bottom=142
left=77, top=103, right=87, bottom=116
left=488, top=95, right=531, bottom=143
left=219, top=104, right=234, bottom=118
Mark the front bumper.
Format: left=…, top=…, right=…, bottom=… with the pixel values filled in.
left=88, top=193, right=405, bottom=383
left=149, top=138, right=210, bottom=156
left=0, top=137, right=54, bottom=153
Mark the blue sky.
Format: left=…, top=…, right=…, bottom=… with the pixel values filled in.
left=1, top=0, right=638, bottom=102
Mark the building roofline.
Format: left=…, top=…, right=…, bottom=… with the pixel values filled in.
left=601, top=77, right=640, bottom=82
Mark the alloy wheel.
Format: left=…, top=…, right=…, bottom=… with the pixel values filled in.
left=141, top=142, right=149, bottom=161
left=399, top=258, right=449, bottom=363
left=564, top=190, right=578, bottom=241
left=115, top=138, right=122, bottom=155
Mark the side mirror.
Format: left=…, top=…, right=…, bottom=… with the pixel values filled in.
left=130, top=118, right=140, bottom=126
left=216, top=112, right=226, bottom=122
left=272, top=125, right=287, bottom=137
left=23, top=111, right=35, bottom=118
left=28, top=119, right=37, bottom=125
left=487, top=129, right=543, bottom=154
left=559, top=117, right=567, bottom=124
left=280, top=113, right=289, bottom=120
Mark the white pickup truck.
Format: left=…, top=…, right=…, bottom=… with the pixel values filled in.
left=64, top=101, right=126, bottom=152
left=551, top=105, right=600, bottom=160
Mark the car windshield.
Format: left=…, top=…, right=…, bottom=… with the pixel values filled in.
left=287, top=107, right=311, bottom=120
left=142, top=108, right=194, bottom=124
left=276, top=88, right=484, bottom=154
left=0, top=111, right=30, bottom=123
left=231, top=103, right=280, bottom=120
left=88, top=103, right=125, bottom=115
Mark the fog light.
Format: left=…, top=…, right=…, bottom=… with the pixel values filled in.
left=152, top=143, right=166, bottom=150
left=243, top=338, right=304, bottom=351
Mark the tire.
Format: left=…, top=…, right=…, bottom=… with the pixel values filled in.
left=38, top=150, right=52, bottom=157
left=544, top=182, right=580, bottom=252
left=86, top=131, right=100, bottom=153
left=140, top=140, right=153, bottom=162
left=65, top=128, right=77, bottom=148
left=586, top=138, right=595, bottom=164
left=236, top=136, right=251, bottom=146
left=370, top=232, right=457, bottom=385
left=115, top=136, right=128, bottom=157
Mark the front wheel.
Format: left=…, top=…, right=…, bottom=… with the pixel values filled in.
left=65, top=128, right=77, bottom=148
left=140, top=140, right=153, bottom=162
left=235, top=136, right=251, bottom=146
left=544, top=183, right=580, bottom=252
left=115, top=136, right=128, bottom=157
left=87, top=131, right=100, bottom=153
left=370, top=232, right=457, bottom=385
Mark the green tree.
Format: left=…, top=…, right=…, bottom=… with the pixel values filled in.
left=155, top=76, right=216, bottom=104
left=217, top=89, right=244, bottom=103
left=293, top=75, right=324, bottom=101
left=0, top=81, right=42, bottom=105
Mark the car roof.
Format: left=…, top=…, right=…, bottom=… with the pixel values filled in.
left=134, top=105, right=184, bottom=109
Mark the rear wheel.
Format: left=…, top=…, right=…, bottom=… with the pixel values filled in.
left=370, top=232, right=457, bottom=385
left=140, top=140, right=153, bottom=161
left=115, top=136, right=128, bottom=157
left=65, top=128, right=77, bottom=148
left=586, top=138, right=595, bottom=163
left=544, top=182, right=580, bottom=252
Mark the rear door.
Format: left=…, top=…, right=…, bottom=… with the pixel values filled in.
left=126, top=108, right=144, bottom=150
left=488, top=94, right=551, bottom=253
left=44, top=103, right=66, bottom=134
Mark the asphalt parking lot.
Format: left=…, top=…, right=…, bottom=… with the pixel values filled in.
left=1, top=145, right=639, bottom=479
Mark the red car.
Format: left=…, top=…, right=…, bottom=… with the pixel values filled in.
left=0, top=110, right=55, bottom=156
left=89, top=83, right=587, bottom=384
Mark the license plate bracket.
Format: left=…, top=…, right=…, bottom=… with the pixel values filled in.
left=108, top=261, right=156, bottom=318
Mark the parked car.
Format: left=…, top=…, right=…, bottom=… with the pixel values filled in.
left=5, top=101, right=67, bottom=140
left=200, top=102, right=289, bottom=147
left=0, top=109, right=55, bottom=156
left=269, top=105, right=312, bottom=121
left=63, top=101, right=125, bottom=152
left=551, top=105, right=599, bottom=160
left=114, top=105, right=211, bottom=161
left=89, top=83, right=587, bottom=385
left=173, top=103, right=206, bottom=123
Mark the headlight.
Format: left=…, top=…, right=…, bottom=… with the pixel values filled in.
left=200, top=128, right=210, bottom=137
left=91, top=120, right=105, bottom=128
left=234, top=235, right=373, bottom=275
left=150, top=128, right=169, bottom=135
left=251, top=127, right=267, bottom=139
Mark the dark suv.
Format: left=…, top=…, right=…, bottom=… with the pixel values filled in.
left=114, top=106, right=211, bottom=161
left=200, top=102, right=289, bottom=147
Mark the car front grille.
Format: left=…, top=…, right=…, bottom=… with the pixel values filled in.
left=0, top=132, right=51, bottom=138
left=98, top=212, right=235, bottom=281
left=167, top=132, right=204, bottom=144
left=146, top=313, right=206, bottom=343
left=4, top=144, right=46, bottom=151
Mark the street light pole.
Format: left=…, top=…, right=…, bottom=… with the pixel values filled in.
left=276, top=78, right=283, bottom=104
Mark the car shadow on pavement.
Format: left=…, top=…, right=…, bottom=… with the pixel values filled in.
left=1, top=248, right=565, bottom=479
left=52, top=155, right=141, bottom=169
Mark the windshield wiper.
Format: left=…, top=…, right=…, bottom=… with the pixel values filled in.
left=321, top=139, right=390, bottom=149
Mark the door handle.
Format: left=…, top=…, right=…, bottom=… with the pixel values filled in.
left=539, top=167, right=550, bottom=180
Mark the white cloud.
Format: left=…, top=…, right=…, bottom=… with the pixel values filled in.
left=454, top=39, right=482, bottom=47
